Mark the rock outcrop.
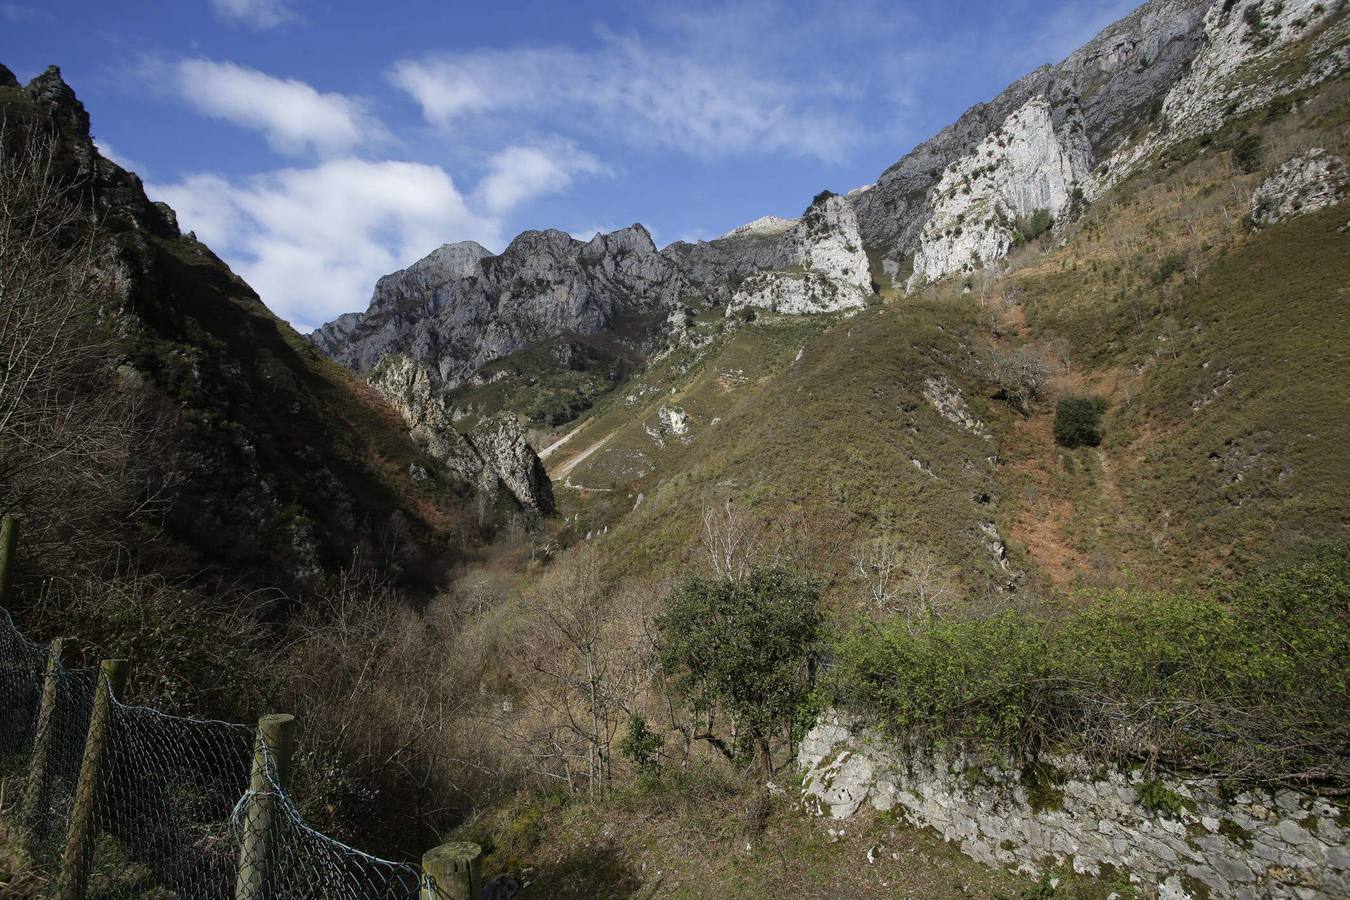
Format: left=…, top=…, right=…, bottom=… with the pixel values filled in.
left=313, top=225, right=685, bottom=388
left=368, top=354, right=554, bottom=513
left=852, top=0, right=1213, bottom=271
left=1250, top=148, right=1348, bottom=226
left=800, top=715, right=1349, bottom=897
left=727, top=192, right=872, bottom=315
left=907, top=97, right=1092, bottom=288
left=1095, top=0, right=1348, bottom=195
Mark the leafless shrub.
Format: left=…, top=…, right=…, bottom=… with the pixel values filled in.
left=852, top=537, right=953, bottom=629
left=508, top=551, right=659, bottom=797
left=981, top=346, right=1051, bottom=415
left=0, top=120, right=174, bottom=565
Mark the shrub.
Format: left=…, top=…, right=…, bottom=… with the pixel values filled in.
left=1054, top=396, right=1107, bottom=447
left=1013, top=208, right=1055, bottom=246
left=657, top=566, right=821, bottom=773
left=984, top=347, right=1051, bottom=415
left=828, top=556, right=1350, bottom=789
left=1232, top=132, right=1264, bottom=173
left=1137, top=780, right=1186, bottom=818
left=1151, top=252, right=1186, bottom=285
left=618, top=714, right=664, bottom=775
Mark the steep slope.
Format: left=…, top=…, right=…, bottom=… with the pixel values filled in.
left=307, top=0, right=1350, bottom=598
left=852, top=0, right=1213, bottom=273
left=538, top=12, right=1350, bottom=596
left=0, top=64, right=469, bottom=591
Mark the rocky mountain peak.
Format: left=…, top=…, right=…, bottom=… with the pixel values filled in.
left=584, top=223, right=658, bottom=257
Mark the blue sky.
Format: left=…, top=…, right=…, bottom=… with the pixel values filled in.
left=2, top=0, right=1141, bottom=331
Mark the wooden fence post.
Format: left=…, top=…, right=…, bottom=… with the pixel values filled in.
left=55, top=657, right=128, bottom=900
left=21, top=636, right=64, bottom=850
left=234, top=713, right=296, bottom=900
left=421, top=841, right=482, bottom=900
left=0, top=514, right=18, bottom=605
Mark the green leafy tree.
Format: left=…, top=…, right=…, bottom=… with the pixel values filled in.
left=657, top=566, right=821, bottom=774
left=618, top=714, right=664, bottom=776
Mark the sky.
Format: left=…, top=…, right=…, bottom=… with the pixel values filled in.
left=1, top=0, right=1142, bottom=332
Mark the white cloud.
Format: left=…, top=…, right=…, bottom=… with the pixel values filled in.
left=2, top=3, right=54, bottom=22
left=173, top=59, right=380, bottom=156
left=476, top=144, right=607, bottom=217
left=149, top=160, right=500, bottom=332
left=209, top=0, right=297, bottom=29
left=389, top=34, right=859, bottom=161
left=147, top=144, right=608, bottom=331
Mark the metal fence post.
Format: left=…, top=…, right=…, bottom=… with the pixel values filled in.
left=0, top=514, right=18, bottom=605
left=21, top=636, right=64, bottom=849
left=235, top=713, right=296, bottom=900
left=421, top=841, right=482, bottom=900
left=55, top=657, right=129, bottom=900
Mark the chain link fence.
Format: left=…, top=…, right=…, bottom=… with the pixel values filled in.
left=0, top=605, right=456, bottom=899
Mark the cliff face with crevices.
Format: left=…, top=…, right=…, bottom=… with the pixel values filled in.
left=0, top=62, right=464, bottom=590
left=852, top=0, right=1214, bottom=271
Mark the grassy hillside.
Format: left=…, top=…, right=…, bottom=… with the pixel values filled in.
left=534, top=75, right=1350, bottom=601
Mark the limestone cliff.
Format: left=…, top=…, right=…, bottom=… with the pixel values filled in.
left=907, top=97, right=1092, bottom=288
left=368, top=354, right=554, bottom=513
left=313, top=225, right=684, bottom=388
left=727, top=192, right=873, bottom=315
left=1250, top=148, right=1348, bottom=226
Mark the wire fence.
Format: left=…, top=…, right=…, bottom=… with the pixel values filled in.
left=0, top=606, right=439, bottom=899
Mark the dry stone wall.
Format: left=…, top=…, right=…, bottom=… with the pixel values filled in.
left=799, top=715, right=1348, bottom=899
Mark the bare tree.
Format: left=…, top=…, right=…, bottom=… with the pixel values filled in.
left=0, top=121, right=167, bottom=559
left=517, top=551, right=654, bottom=797
left=852, top=537, right=953, bottom=631
left=983, top=346, right=1051, bottom=415
left=702, top=498, right=761, bottom=581
left=852, top=535, right=906, bottom=612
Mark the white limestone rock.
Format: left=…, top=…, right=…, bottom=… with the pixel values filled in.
left=796, top=713, right=1347, bottom=896
left=1094, top=0, right=1346, bottom=196
left=720, top=215, right=799, bottom=240
left=644, top=405, right=690, bottom=447
left=728, top=192, right=872, bottom=316
left=728, top=270, right=869, bottom=316
left=368, top=354, right=554, bottom=512
left=1250, top=148, right=1348, bottom=226
left=908, top=96, right=1091, bottom=289
left=923, top=375, right=987, bottom=436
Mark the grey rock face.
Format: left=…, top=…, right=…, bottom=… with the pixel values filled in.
left=852, top=0, right=1211, bottom=266
left=1251, top=148, right=1348, bottom=226
left=907, top=96, right=1093, bottom=287
left=367, top=354, right=554, bottom=513
left=726, top=192, right=873, bottom=315
left=313, top=225, right=684, bottom=388
left=470, top=413, right=555, bottom=515
left=1097, top=0, right=1348, bottom=194
left=316, top=192, right=875, bottom=387
left=799, top=713, right=1349, bottom=896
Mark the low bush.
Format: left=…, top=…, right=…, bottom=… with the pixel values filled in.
left=1013, top=208, right=1055, bottom=246
left=1232, top=131, right=1264, bottom=173
left=1150, top=252, right=1186, bottom=285
left=827, top=556, right=1350, bottom=789
left=1054, top=396, right=1107, bottom=447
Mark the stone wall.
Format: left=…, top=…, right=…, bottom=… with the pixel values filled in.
left=799, top=716, right=1347, bottom=898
